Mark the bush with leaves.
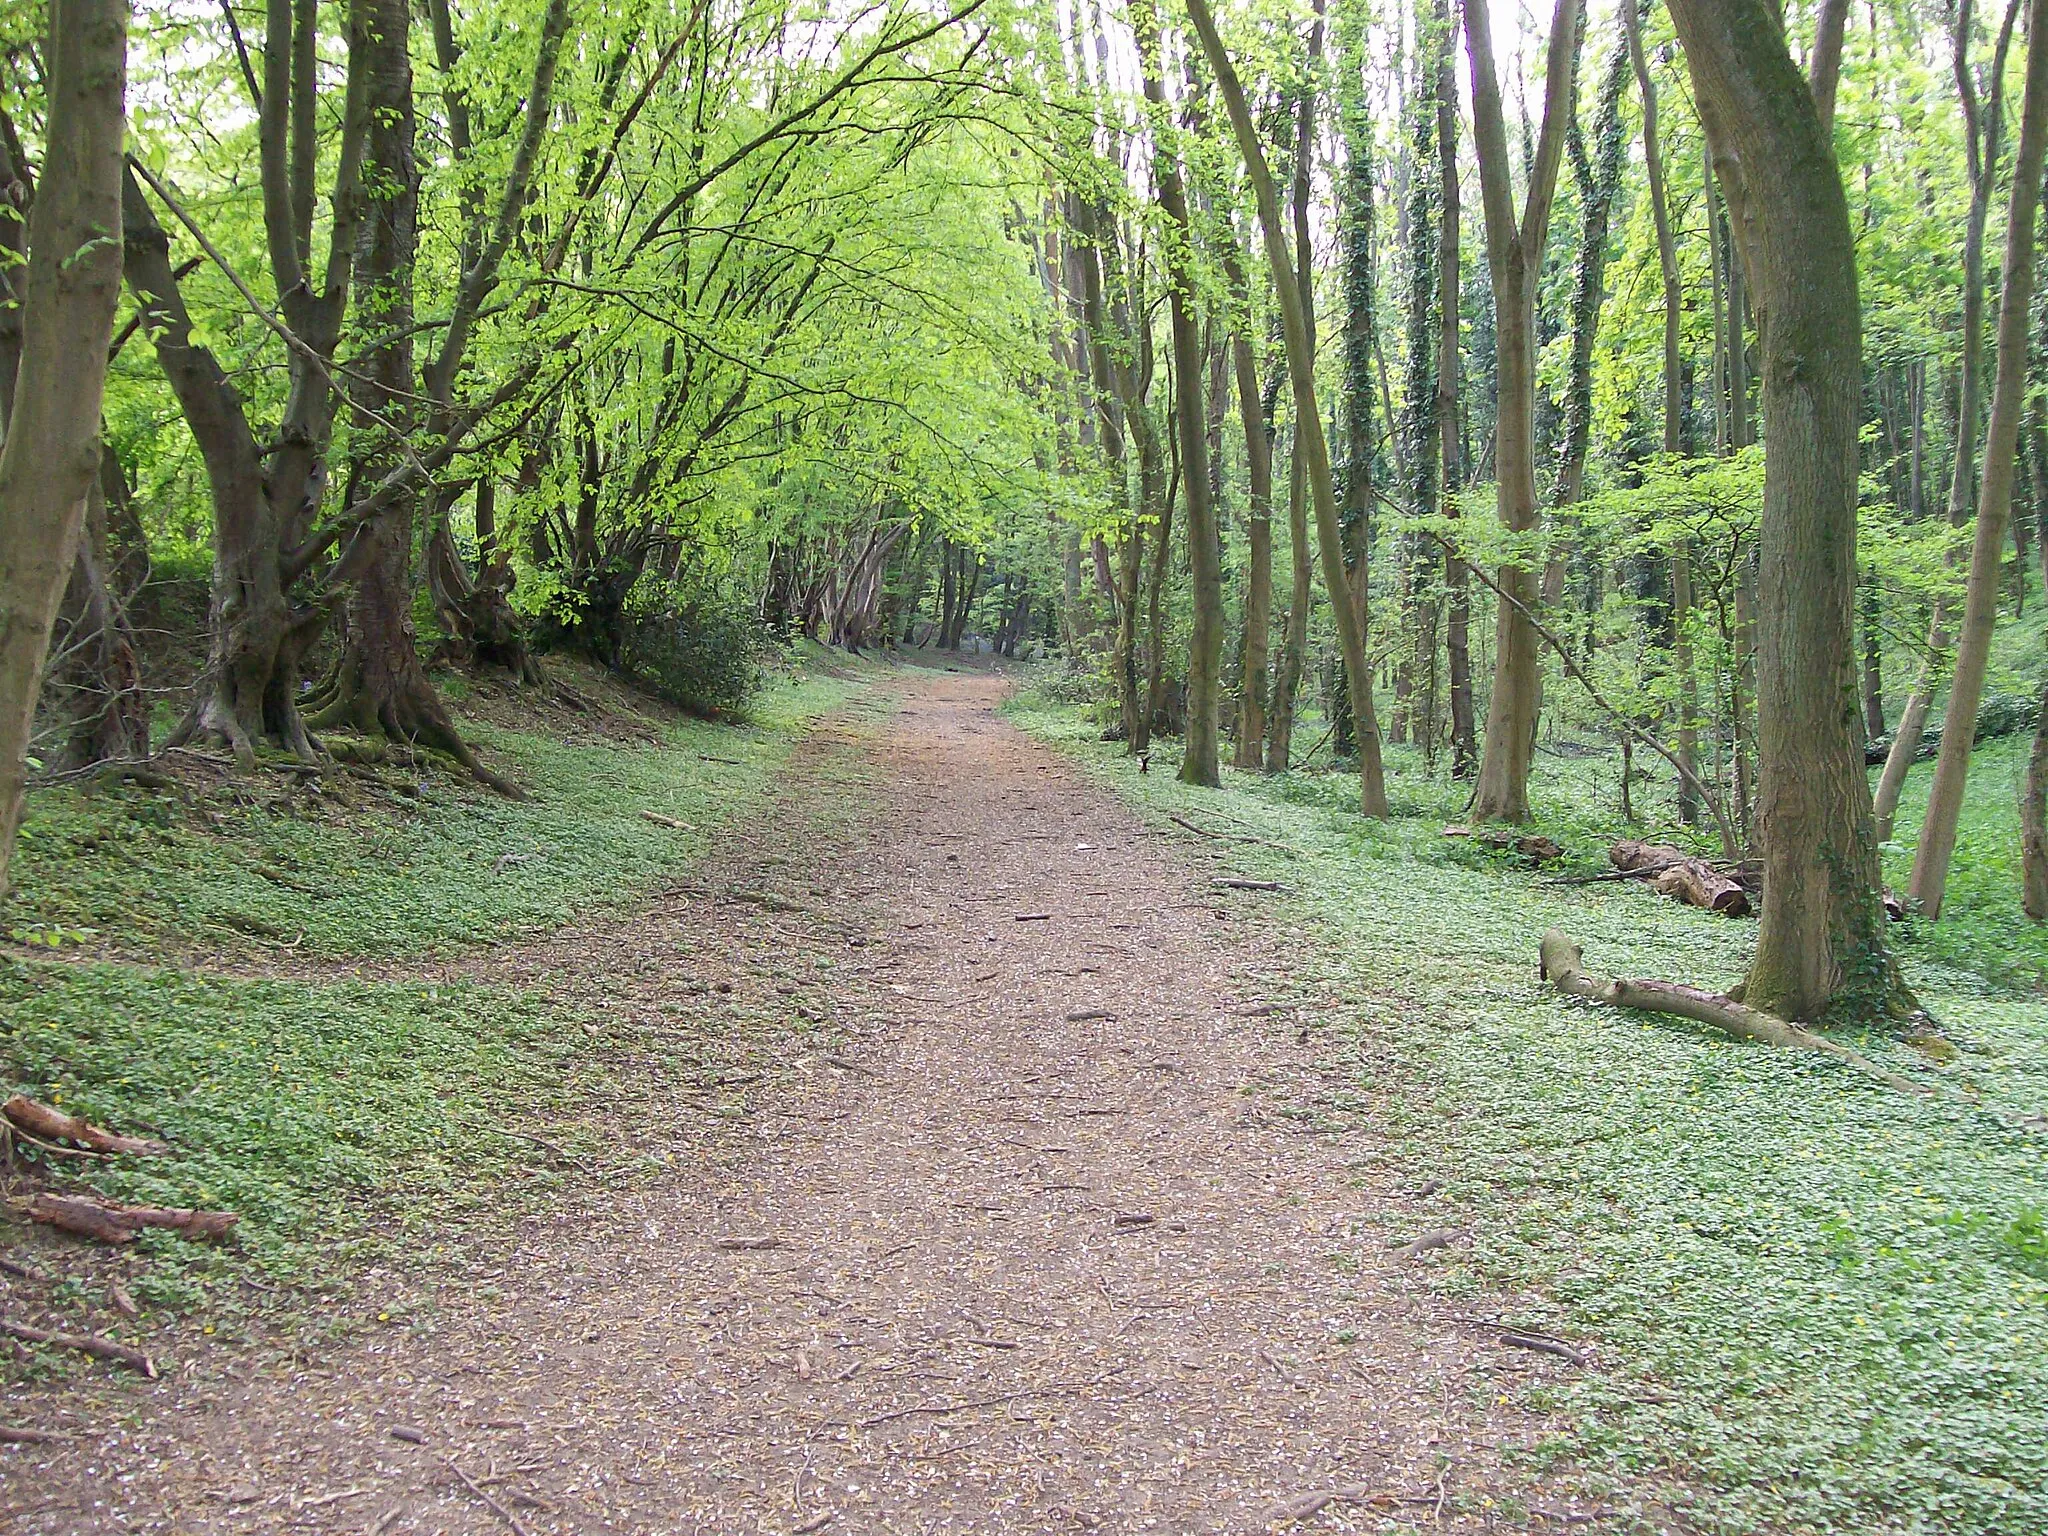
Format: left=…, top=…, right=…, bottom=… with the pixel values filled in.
left=615, top=581, right=765, bottom=720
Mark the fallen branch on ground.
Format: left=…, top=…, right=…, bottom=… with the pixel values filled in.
left=0, top=1319, right=156, bottom=1376
left=2, top=1096, right=166, bottom=1155
left=1538, top=929, right=1927, bottom=1094
left=23, top=1192, right=238, bottom=1245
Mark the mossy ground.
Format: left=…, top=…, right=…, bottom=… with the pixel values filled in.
left=1009, top=687, right=2048, bottom=1536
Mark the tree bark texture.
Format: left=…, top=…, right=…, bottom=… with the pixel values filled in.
left=1666, top=0, right=1911, bottom=1023
left=1463, top=0, right=1582, bottom=823
left=0, top=0, right=127, bottom=897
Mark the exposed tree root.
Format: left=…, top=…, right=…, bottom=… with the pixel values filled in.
left=1538, top=928, right=1929, bottom=1095
left=304, top=657, right=522, bottom=799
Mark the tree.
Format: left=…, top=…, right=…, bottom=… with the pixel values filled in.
left=0, top=0, right=129, bottom=899
left=1665, top=0, right=1910, bottom=1022
left=1910, top=0, right=2048, bottom=917
left=1462, top=0, right=1582, bottom=824
left=1187, top=0, right=1388, bottom=817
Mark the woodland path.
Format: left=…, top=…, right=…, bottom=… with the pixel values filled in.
left=12, top=669, right=1588, bottom=1535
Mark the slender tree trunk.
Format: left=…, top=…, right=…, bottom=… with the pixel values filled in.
left=0, top=0, right=127, bottom=898
left=1266, top=438, right=1311, bottom=770
left=1228, top=245, right=1274, bottom=769
left=2024, top=677, right=2048, bottom=917
left=1439, top=30, right=1476, bottom=778
left=1861, top=573, right=1885, bottom=740
left=1910, top=0, right=2048, bottom=917
left=1463, top=0, right=1583, bottom=823
left=1628, top=0, right=1701, bottom=832
left=1134, top=0, right=1223, bottom=785
left=1396, top=0, right=1445, bottom=771
left=1667, top=0, right=1912, bottom=1022
left=1189, top=0, right=1388, bottom=815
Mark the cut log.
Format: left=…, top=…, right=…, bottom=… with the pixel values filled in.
left=1611, top=841, right=1750, bottom=916
left=1537, top=929, right=1928, bottom=1094
left=1650, top=862, right=1750, bottom=917
left=2, top=1097, right=166, bottom=1155
left=24, top=1193, right=237, bottom=1245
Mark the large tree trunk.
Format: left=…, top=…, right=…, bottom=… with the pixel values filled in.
left=1909, top=0, right=2048, bottom=917
left=1463, top=0, right=1582, bottom=823
left=305, top=0, right=512, bottom=794
left=1667, top=0, right=1911, bottom=1022
left=0, top=0, right=127, bottom=898
left=1189, top=0, right=1387, bottom=816
left=49, top=463, right=151, bottom=769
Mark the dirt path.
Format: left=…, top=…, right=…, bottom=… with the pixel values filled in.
left=8, top=671, right=1586, bottom=1534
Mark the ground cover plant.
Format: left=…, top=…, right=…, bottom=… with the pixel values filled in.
left=0, top=661, right=869, bottom=1373
left=1011, top=686, right=2048, bottom=1536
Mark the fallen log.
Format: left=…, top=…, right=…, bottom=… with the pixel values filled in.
left=2, top=1097, right=166, bottom=1156
left=24, top=1193, right=237, bottom=1245
left=1611, top=841, right=1749, bottom=917
left=1537, top=928, right=1927, bottom=1094
left=0, top=1319, right=156, bottom=1377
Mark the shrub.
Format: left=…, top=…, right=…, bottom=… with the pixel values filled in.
left=616, top=582, right=765, bottom=719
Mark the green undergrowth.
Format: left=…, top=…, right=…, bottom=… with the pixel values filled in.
left=8, top=669, right=857, bottom=958
left=1, top=661, right=872, bottom=1369
left=1009, top=688, right=2048, bottom=1536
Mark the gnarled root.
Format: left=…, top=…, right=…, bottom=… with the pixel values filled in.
left=1538, top=928, right=1928, bottom=1095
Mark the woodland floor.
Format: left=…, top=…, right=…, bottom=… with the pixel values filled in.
left=1, top=668, right=1616, bottom=1535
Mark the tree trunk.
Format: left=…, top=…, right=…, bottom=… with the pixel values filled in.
left=1667, top=0, right=1912, bottom=1022
left=1228, top=245, right=1274, bottom=770
left=1860, top=572, right=1885, bottom=741
left=49, top=463, right=150, bottom=769
left=304, top=0, right=511, bottom=793
left=1623, top=0, right=1697, bottom=814
left=1133, top=0, right=1223, bottom=786
left=1189, top=0, right=1388, bottom=816
left=1265, top=438, right=1312, bottom=771
left=2024, top=677, right=2048, bottom=918
left=0, top=0, right=127, bottom=898
left=1909, top=0, right=2048, bottom=917
left=1395, top=0, right=1445, bottom=771
left=1438, top=29, right=1476, bottom=779
left=1463, top=0, right=1582, bottom=823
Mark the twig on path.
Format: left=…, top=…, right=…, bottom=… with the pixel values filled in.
left=1166, top=813, right=1297, bottom=856
left=712, top=1236, right=784, bottom=1251
left=440, top=1451, right=536, bottom=1536
left=789, top=1513, right=837, bottom=1535
left=848, top=1372, right=1130, bottom=1428
left=1390, top=1227, right=1471, bottom=1259
left=1212, top=877, right=1286, bottom=892
left=1064, top=1009, right=1116, bottom=1022
left=639, top=810, right=695, bottom=831
left=1263, top=1484, right=1396, bottom=1525
left=1497, top=1330, right=1586, bottom=1366
left=0, top=1319, right=156, bottom=1377
left=0, top=1426, right=79, bottom=1445
left=1013, top=911, right=1054, bottom=921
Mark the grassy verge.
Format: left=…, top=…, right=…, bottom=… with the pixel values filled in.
left=1009, top=688, right=2048, bottom=1536
left=1, top=659, right=870, bottom=1372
